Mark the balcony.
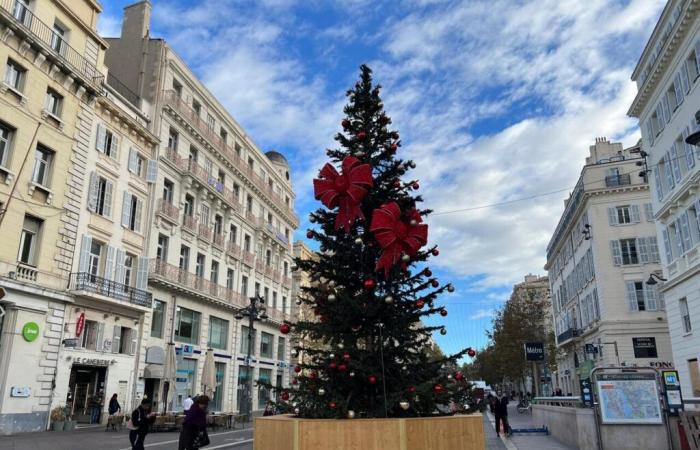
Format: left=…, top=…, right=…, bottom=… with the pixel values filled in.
left=255, top=261, right=266, bottom=275
left=185, top=159, right=241, bottom=214
left=198, top=223, right=213, bottom=242
left=69, top=272, right=151, bottom=308
left=605, top=174, right=631, bottom=187
left=556, top=327, right=581, bottom=345
left=0, top=0, right=103, bottom=91
left=283, top=276, right=293, bottom=288
left=242, top=251, right=255, bottom=267
left=157, top=198, right=180, bottom=224
left=162, top=147, right=186, bottom=170
left=15, top=263, right=37, bottom=282
left=183, top=215, right=198, bottom=233
left=213, top=232, right=225, bottom=249
left=226, top=241, right=241, bottom=259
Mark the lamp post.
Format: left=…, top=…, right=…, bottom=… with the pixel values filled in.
left=645, top=273, right=668, bottom=285
left=234, top=295, right=268, bottom=421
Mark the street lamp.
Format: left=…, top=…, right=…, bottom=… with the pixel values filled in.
left=234, top=295, right=268, bottom=420
left=645, top=273, right=668, bottom=285
left=685, top=110, right=700, bottom=146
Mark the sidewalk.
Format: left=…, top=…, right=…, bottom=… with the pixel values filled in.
left=484, top=402, right=575, bottom=450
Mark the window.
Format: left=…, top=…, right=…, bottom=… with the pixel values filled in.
left=189, top=145, right=198, bottom=164
left=214, top=215, right=223, bottom=235
left=0, top=122, right=13, bottom=167
left=272, top=291, right=277, bottom=309
left=156, top=234, right=168, bottom=261
left=283, top=262, right=289, bottom=276
left=196, top=253, right=206, bottom=278
left=217, top=169, right=225, bottom=185
left=212, top=362, right=225, bottom=412
left=246, top=195, right=253, bottom=213
left=128, top=148, right=145, bottom=176
left=207, top=114, right=215, bottom=130
left=179, top=245, right=190, bottom=270
left=235, top=143, right=242, bottom=156
left=260, top=332, right=273, bottom=358
left=200, top=204, right=210, bottom=226
left=184, top=194, right=194, bottom=217
left=4, top=59, right=25, bottom=92
left=266, top=249, right=271, bottom=266
left=608, top=205, right=638, bottom=225
left=625, top=281, right=659, bottom=311
left=173, top=79, right=182, bottom=97
left=610, top=239, right=638, bottom=265
left=32, top=145, right=53, bottom=186
left=210, top=260, right=219, bottom=284
left=18, top=215, right=41, bottom=265
left=255, top=282, right=260, bottom=297
left=123, top=254, right=134, bottom=287
left=277, top=337, right=285, bottom=360
left=248, top=157, right=254, bottom=169
left=236, top=366, right=250, bottom=411
left=263, top=287, right=269, bottom=304
left=95, top=124, right=119, bottom=159
left=241, top=275, right=248, bottom=296
left=204, top=157, right=213, bottom=176
left=229, top=224, right=237, bottom=243
left=226, top=269, right=235, bottom=290
left=282, top=296, right=287, bottom=315
left=244, top=234, right=251, bottom=252
left=276, top=370, right=283, bottom=391
left=163, top=179, right=174, bottom=203
left=112, top=326, right=136, bottom=355
left=151, top=300, right=165, bottom=338
left=220, top=128, right=228, bottom=143
left=689, top=359, right=700, bottom=397
left=88, top=172, right=113, bottom=217
left=51, top=22, right=66, bottom=54
left=168, top=128, right=179, bottom=150
left=208, top=316, right=229, bottom=350
left=192, top=100, right=201, bottom=116
left=44, top=88, right=62, bottom=117
left=122, top=193, right=143, bottom=232
left=175, top=307, right=201, bottom=344
left=240, top=325, right=254, bottom=353
left=177, top=358, right=197, bottom=409
left=88, top=240, right=102, bottom=279
left=80, top=320, right=100, bottom=351
left=680, top=298, right=692, bottom=333
left=258, top=368, right=272, bottom=409
left=12, top=0, right=30, bottom=24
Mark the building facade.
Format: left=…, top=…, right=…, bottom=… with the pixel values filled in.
left=291, top=241, right=318, bottom=365
left=0, top=0, right=106, bottom=433
left=105, top=1, right=298, bottom=414
left=628, top=0, right=700, bottom=400
left=545, top=139, right=672, bottom=396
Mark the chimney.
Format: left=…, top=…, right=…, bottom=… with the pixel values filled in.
left=121, top=1, right=151, bottom=41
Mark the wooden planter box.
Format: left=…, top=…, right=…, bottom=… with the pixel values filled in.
left=254, top=414, right=485, bottom=450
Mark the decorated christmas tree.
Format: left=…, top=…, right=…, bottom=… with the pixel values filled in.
left=280, top=65, right=474, bottom=419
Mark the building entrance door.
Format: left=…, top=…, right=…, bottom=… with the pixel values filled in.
left=67, top=365, right=107, bottom=423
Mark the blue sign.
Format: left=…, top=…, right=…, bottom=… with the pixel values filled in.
left=182, top=345, right=194, bottom=356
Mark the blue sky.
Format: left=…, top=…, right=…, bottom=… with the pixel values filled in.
left=99, top=0, right=665, bottom=357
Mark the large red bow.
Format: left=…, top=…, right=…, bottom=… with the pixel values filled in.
left=313, top=156, right=373, bottom=232
left=370, top=203, right=428, bottom=277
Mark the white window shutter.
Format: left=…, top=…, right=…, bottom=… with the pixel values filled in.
left=649, top=236, right=660, bottom=263
left=681, top=63, right=691, bottom=93
left=112, top=325, right=121, bottom=354
left=134, top=198, right=143, bottom=233
left=683, top=128, right=696, bottom=169
left=670, top=144, right=682, bottom=183
left=626, top=281, right=639, bottom=311
left=644, top=203, right=654, bottom=221
left=608, top=207, right=618, bottom=226
left=104, top=181, right=113, bottom=218
left=653, top=167, right=664, bottom=201
left=96, top=322, right=104, bottom=351
left=146, top=160, right=158, bottom=183
left=128, top=147, right=138, bottom=174
left=136, top=256, right=149, bottom=291
left=659, top=291, right=666, bottom=311
left=664, top=153, right=675, bottom=189
left=121, top=192, right=132, bottom=228
left=637, top=237, right=649, bottom=263
left=130, top=328, right=137, bottom=355
left=87, top=172, right=98, bottom=212
left=681, top=212, right=693, bottom=251
left=95, top=124, right=105, bottom=152
left=630, top=205, right=640, bottom=223
left=78, top=235, right=92, bottom=273
left=104, top=245, right=116, bottom=281
left=114, top=249, right=126, bottom=285
left=110, top=134, right=119, bottom=160
left=644, top=285, right=658, bottom=311
left=662, top=228, right=673, bottom=263
left=610, top=240, right=622, bottom=266
left=674, top=221, right=685, bottom=254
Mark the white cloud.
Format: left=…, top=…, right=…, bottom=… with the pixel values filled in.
left=471, top=309, right=496, bottom=320
left=97, top=14, right=121, bottom=37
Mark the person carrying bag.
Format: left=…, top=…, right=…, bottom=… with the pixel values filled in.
left=127, top=399, right=157, bottom=450
left=178, top=395, right=210, bottom=449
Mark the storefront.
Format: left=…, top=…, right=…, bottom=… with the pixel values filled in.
left=66, top=361, right=108, bottom=423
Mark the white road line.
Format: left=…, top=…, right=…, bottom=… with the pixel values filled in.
left=117, top=428, right=253, bottom=450
left=485, top=411, right=518, bottom=450
left=205, top=439, right=254, bottom=449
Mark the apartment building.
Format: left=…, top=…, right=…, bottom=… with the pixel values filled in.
left=0, top=0, right=106, bottom=433
left=545, top=139, right=672, bottom=396
left=628, top=0, right=700, bottom=400
left=291, top=241, right=318, bottom=365
left=105, top=1, right=298, bottom=414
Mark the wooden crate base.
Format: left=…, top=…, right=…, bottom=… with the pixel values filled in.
left=254, top=414, right=485, bottom=450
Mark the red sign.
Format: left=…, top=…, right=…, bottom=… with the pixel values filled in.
left=75, top=313, right=85, bottom=338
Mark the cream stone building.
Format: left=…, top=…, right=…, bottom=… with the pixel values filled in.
left=545, top=139, right=672, bottom=396
left=291, top=241, right=318, bottom=365
left=628, top=0, right=700, bottom=400
left=104, top=1, right=298, bottom=415
left=0, top=0, right=107, bottom=434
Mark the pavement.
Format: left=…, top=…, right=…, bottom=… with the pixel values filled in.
left=484, top=402, right=576, bottom=450
left=0, top=423, right=254, bottom=450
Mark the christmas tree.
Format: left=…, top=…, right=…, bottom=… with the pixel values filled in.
left=281, top=65, right=474, bottom=419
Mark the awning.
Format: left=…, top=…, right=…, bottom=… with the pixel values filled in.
left=144, top=364, right=164, bottom=379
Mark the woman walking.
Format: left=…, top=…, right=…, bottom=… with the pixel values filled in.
left=129, top=399, right=156, bottom=450
left=107, top=393, right=122, bottom=430
left=178, top=395, right=210, bottom=449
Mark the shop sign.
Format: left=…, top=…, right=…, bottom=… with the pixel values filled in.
left=73, top=357, right=113, bottom=366
left=650, top=361, right=674, bottom=369
left=75, top=312, right=85, bottom=337
left=22, top=322, right=39, bottom=342
left=524, top=342, right=544, bottom=361
left=63, top=338, right=79, bottom=348
left=633, top=337, right=658, bottom=358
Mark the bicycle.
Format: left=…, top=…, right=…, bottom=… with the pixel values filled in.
left=517, top=398, right=532, bottom=414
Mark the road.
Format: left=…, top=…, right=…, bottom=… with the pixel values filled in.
left=0, top=424, right=254, bottom=450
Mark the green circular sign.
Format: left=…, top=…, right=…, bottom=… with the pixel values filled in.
left=22, top=322, right=39, bottom=342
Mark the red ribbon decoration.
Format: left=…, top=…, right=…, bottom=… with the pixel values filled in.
left=370, top=203, right=428, bottom=277
left=313, top=156, right=373, bottom=232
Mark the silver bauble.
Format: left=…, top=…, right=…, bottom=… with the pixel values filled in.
left=328, top=294, right=337, bottom=302
left=318, top=388, right=325, bottom=396
left=384, top=296, right=394, bottom=304
left=447, top=284, right=455, bottom=293
left=347, top=410, right=356, bottom=419
left=294, top=408, right=300, bottom=414
left=349, top=371, right=355, bottom=377
left=292, top=402, right=298, bottom=407
left=338, top=343, right=344, bottom=349
left=447, top=374, right=453, bottom=380
left=440, top=328, right=447, bottom=335
left=309, top=215, right=316, bottom=223
left=354, top=237, right=363, bottom=245
left=409, top=219, right=417, bottom=227
left=409, top=161, right=416, bottom=168
left=328, top=280, right=336, bottom=287
left=291, top=349, right=298, bottom=357
left=399, top=401, right=410, bottom=410
left=296, top=299, right=302, bottom=305
left=401, top=253, right=410, bottom=262
left=329, top=353, right=335, bottom=359
left=402, top=365, right=408, bottom=371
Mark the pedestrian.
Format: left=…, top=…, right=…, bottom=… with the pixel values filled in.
left=128, top=399, right=157, bottom=450
left=183, top=395, right=194, bottom=411
left=90, top=390, right=104, bottom=424
left=494, top=391, right=511, bottom=437
left=178, top=395, right=210, bottom=450
left=107, top=393, right=122, bottom=431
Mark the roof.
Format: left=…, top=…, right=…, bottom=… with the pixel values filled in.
left=265, top=150, right=289, bottom=166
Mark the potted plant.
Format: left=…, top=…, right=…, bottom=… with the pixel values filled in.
left=63, top=406, right=77, bottom=431
left=50, top=406, right=66, bottom=431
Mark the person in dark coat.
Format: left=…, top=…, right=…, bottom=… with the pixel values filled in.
left=178, top=395, right=210, bottom=450
left=129, top=399, right=156, bottom=450
left=494, top=391, right=510, bottom=437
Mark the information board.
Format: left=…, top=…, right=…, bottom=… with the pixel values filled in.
left=596, top=372, right=662, bottom=424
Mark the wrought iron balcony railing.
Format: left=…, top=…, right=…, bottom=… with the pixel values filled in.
left=157, top=198, right=180, bottom=223
left=556, top=327, right=581, bottom=345
left=183, top=215, right=198, bottom=233
left=70, top=272, right=151, bottom=307
left=226, top=241, right=241, bottom=259
left=605, top=174, right=631, bottom=187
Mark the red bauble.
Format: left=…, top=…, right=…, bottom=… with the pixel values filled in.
left=424, top=268, right=432, bottom=277
left=309, top=371, right=318, bottom=380
left=363, top=278, right=376, bottom=290
left=454, top=372, right=463, bottom=381
left=329, top=402, right=337, bottom=409
left=408, top=386, right=417, bottom=393
left=432, top=248, right=439, bottom=256
left=280, top=323, right=291, bottom=334
left=294, top=366, right=302, bottom=373
left=292, top=378, right=299, bottom=385
left=342, top=119, right=350, bottom=129
left=357, top=131, right=366, bottom=140
left=306, top=230, right=314, bottom=239
left=433, top=384, right=444, bottom=394
left=338, top=364, right=348, bottom=372
left=416, top=299, right=425, bottom=308
left=329, top=362, right=338, bottom=370
left=390, top=143, right=398, bottom=152
left=393, top=180, right=401, bottom=188
left=343, top=352, right=351, bottom=361
left=412, top=182, right=419, bottom=190
left=431, top=279, right=439, bottom=288
left=281, top=391, right=290, bottom=401
left=440, top=309, right=448, bottom=317
left=368, top=375, right=378, bottom=385
left=468, top=349, right=477, bottom=357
